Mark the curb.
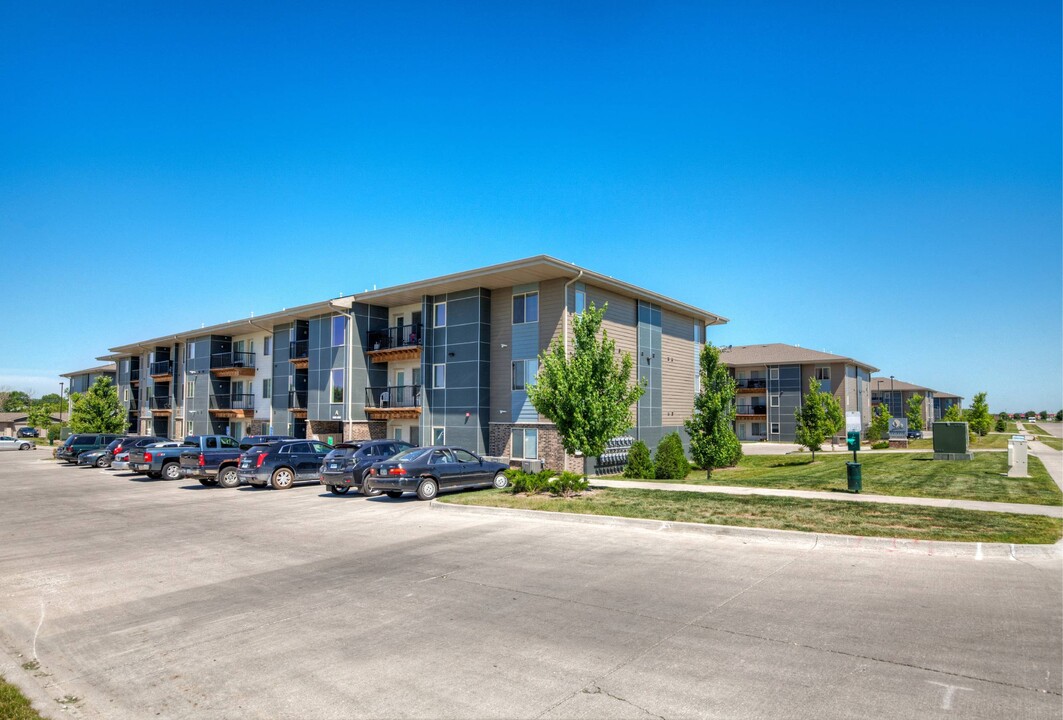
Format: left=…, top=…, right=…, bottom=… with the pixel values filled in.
left=430, top=501, right=1063, bottom=560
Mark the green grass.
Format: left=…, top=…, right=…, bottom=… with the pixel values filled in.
left=1038, top=437, right=1063, bottom=451
left=440, top=488, right=1063, bottom=544
left=623, top=453, right=1061, bottom=506
left=0, top=676, right=44, bottom=720
left=908, top=434, right=1011, bottom=450
left=1028, top=424, right=1054, bottom=437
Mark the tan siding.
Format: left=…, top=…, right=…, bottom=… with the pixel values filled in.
left=489, top=288, right=513, bottom=418
left=661, top=311, right=696, bottom=421
left=538, top=278, right=566, bottom=353
left=585, top=284, right=638, bottom=383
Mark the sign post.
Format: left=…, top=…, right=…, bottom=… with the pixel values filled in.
left=845, top=411, right=862, bottom=493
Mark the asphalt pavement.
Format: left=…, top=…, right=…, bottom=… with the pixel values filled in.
left=0, top=452, right=1060, bottom=720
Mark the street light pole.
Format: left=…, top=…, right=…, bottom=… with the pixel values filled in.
left=59, top=382, right=65, bottom=426
left=889, top=375, right=895, bottom=418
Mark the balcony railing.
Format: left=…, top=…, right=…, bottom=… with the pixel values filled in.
left=736, top=405, right=767, bottom=415
left=149, top=396, right=172, bottom=410
left=288, top=390, right=308, bottom=410
left=149, top=360, right=172, bottom=376
left=368, top=323, right=423, bottom=352
left=289, top=340, right=309, bottom=360
left=128, top=396, right=140, bottom=411
left=130, top=368, right=140, bottom=382
left=209, top=393, right=256, bottom=411
left=210, top=351, right=256, bottom=370
left=735, top=378, right=767, bottom=389
left=366, top=385, right=422, bottom=409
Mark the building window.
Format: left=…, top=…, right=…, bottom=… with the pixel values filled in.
left=262, top=378, right=272, bottom=399
left=769, top=367, right=779, bottom=380
left=185, top=381, right=194, bottom=399
left=512, top=359, right=538, bottom=391
left=332, top=315, right=346, bottom=347
left=574, top=286, right=587, bottom=315
left=511, top=428, right=539, bottom=459
left=513, top=292, right=539, bottom=324
left=122, top=359, right=129, bottom=373
left=815, top=366, right=831, bottom=381
left=693, top=323, right=701, bottom=345
left=434, top=302, right=447, bottom=328
left=263, top=336, right=272, bottom=356
left=331, top=369, right=344, bottom=403
left=433, top=364, right=445, bottom=388
left=770, top=422, right=780, bottom=434
left=752, top=422, right=765, bottom=436
left=433, top=426, right=445, bottom=444
left=770, top=395, right=780, bottom=407
left=123, top=388, right=129, bottom=402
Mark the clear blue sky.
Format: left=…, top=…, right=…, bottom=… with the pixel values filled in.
left=1, top=1, right=1059, bottom=412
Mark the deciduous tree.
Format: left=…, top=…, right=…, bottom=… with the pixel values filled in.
left=869, top=403, right=891, bottom=440
left=795, top=378, right=829, bottom=460
left=68, top=377, right=126, bottom=434
left=1, top=390, right=30, bottom=412
left=905, top=393, right=924, bottom=432
left=684, top=343, right=742, bottom=478
left=967, top=392, right=992, bottom=437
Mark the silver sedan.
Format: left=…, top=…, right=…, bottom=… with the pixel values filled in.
left=0, top=436, right=35, bottom=451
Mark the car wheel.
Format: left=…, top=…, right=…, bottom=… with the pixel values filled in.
left=162, top=462, right=182, bottom=481
left=492, top=472, right=509, bottom=489
left=217, top=467, right=240, bottom=488
left=385, top=490, right=404, bottom=499
left=199, top=478, right=218, bottom=486
left=330, top=485, right=350, bottom=495
left=416, top=478, right=438, bottom=501
left=271, top=467, right=295, bottom=490
left=362, top=470, right=381, bottom=497
left=20, top=443, right=31, bottom=451
left=95, top=456, right=109, bottom=468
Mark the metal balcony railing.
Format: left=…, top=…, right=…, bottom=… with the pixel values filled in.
left=366, top=385, right=422, bottom=409
left=736, top=405, right=767, bottom=415
left=735, top=378, right=767, bottom=389
left=368, top=323, right=423, bottom=352
left=149, top=396, right=172, bottom=410
left=149, top=360, right=172, bottom=376
left=130, top=368, right=140, bottom=381
left=210, top=351, right=255, bottom=370
left=289, top=340, right=309, bottom=359
left=288, top=390, right=308, bottom=409
left=209, top=393, right=255, bottom=411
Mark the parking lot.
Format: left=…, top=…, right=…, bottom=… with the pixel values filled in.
left=1, top=451, right=1060, bottom=719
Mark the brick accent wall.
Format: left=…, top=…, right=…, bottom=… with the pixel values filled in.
left=489, top=422, right=583, bottom=474
left=344, top=421, right=387, bottom=441
left=308, top=420, right=342, bottom=441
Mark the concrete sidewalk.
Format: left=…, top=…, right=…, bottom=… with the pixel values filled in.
left=589, top=478, right=1063, bottom=518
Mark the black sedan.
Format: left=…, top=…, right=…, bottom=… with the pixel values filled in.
left=366, top=446, right=509, bottom=500
left=319, top=439, right=414, bottom=495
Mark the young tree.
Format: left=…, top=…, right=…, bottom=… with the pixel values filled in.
left=528, top=302, right=644, bottom=467
left=1039, top=410, right=1049, bottom=420
left=794, top=378, right=829, bottom=460
left=68, top=377, right=126, bottom=434
left=823, top=391, right=844, bottom=448
left=623, top=440, right=654, bottom=479
left=684, top=343, right=742, bottom=478
left=943, top=404, right=963, bottom=422
left=967, top=392, right=992, bottom=437
left=869, top=403, right=891, bottom=440
left=905, top=393, right=925, bottom=432
left=1056, top=410, right=1063, bottom=422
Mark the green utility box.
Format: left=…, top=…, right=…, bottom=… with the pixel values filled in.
left=846, top=462, right=862, bottom=493
left=846, top=431, right=860, bottom=451
left=933, top=422, right=974, bottom=461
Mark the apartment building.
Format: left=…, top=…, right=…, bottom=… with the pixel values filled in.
left=720, top=344, right=877, bottom=442
left=870, top=377, right=963, bottom=427
left=60, top=364, right=117, bottom=418
left=94, top=256, right=726, bottom=472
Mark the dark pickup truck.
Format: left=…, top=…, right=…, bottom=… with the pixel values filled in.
left=179, top=435, right=294, bottom=488
left=130, top=435, right=237, bottom=481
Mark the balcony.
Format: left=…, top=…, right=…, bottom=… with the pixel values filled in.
left=210, top=351, right=256, bottom=378
left=736, top=378, right=767, bottom=392
left=208, top=393, right=256, bottom=419
left=367, top=323, right=423, bottom=363
left=129, top=368, right=140, bottom=384
left=288, top=340, right=309, bottom=369
left=149, top=395, right=172, bottom=413
left=288, top=390, right=308, bottom=417
left=365, top=385, right=422, bottom=420
left=149, top=360, right=173, bottom=379
left=736, top=404, right=767, bottom=417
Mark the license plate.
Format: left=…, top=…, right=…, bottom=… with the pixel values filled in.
left=240, top=462, right=250, bottom=468
left=328, top=463, right=339, bottom=470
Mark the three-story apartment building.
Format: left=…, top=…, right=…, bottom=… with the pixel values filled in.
left=870, top=377, right=963, bottom=428
left=95, top=257, right=727, bottom=472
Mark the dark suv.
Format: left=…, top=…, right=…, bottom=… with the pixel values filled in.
left=57, top=434, right=123, bottom=463
left=238, top=439, right=334, bottom=489
left=319, top=440, right=414, bottom=495
left=240, top=435, right=295, bottom=450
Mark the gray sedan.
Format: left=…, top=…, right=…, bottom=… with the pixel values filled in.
left=0, top=436, right=35, bottom=451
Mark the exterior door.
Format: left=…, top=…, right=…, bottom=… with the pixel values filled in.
left=395, top=371, right=406, bottom=406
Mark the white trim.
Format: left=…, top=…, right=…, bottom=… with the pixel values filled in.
left=433, top=363, right=446, bottom=389
left=434, top=302, right=447, bottom=328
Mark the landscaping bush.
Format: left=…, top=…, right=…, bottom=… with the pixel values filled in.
left=994, top=417, right=1007, bottom=433
left=624, top=440, right=654, bottom=479
left=46, top=426, right=60, bottom=445
left=549, top=471, right=589, bottom=496
left=506, top=468, right=553, bottom=494
left=654, top=432, right=689, bottom=480
left=871, top=441, right=889, bottom=450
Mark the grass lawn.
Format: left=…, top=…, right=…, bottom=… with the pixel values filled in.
left=626, top=453, right=1061, bottom=506
left=907, top=434, right=1011, bottom=450
left=1038, top=437, right=1063, bottom=451
left=439, top=488, right=1063, bottom=544
left=0, top=676, right=44, bottom=720
left=1028, top=424, right=1054, bottom=437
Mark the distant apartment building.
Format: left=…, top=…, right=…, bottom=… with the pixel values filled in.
left=59, top=363, right=117, bottom=418
left=93, top=256, right=726, bottom=472
left=720, top=344, right=877, bottom=442
left=870, top=377, right=963, bottom=427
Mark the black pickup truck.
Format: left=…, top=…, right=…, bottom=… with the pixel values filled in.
left=179, top=435, right=295, bottom=487
left=130, top=435, right=237, bottom=481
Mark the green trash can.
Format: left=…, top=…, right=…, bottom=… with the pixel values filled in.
left=846, top=462, right=862, bottom=493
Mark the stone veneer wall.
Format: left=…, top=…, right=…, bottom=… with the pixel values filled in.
left=489, top=423, right=583, bottom=474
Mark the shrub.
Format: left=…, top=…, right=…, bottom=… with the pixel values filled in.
left=653, top=433, right=689, bottom=480
left=624, top=440, right=654, bottom=479
left=506, top=468, right=553, bottom=494
left=871, top=440, right=889, bottom=450
left=46, top=426, right=60, bottom=445
left=549, top=471, right=589, bottom=497
left=994, top=417, right=1007, bottom=432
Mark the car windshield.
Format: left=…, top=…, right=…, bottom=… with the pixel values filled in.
left=105, top=439, right=124, bottom=452
left=392, top=448, right=428, bottom=463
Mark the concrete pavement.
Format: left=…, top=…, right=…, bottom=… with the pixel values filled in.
left=1, top=452, right=1060, bottom=719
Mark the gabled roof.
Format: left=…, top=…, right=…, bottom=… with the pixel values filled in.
left=0, top=412, right=61, bottom=423
left=720, top=343, right=878, bottom=372
left=870, top=377, right=962, bottom=400
left=60, top=363, right=116, bottom=378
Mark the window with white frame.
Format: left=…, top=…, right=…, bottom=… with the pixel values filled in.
left=185, top=381, right=194, bottom=398
left=815, top=366, right=831, bottom=381
left=511, top=428, right=539, bottom=459
left=512, top=291, right=539, bottom=324
left=123, top=388, right=129, bottom=402
left=770, top=395, right=780, bottom=407
left=262, top=378, right=271, bottom=399
left=122, top=359, right=129, bottom=373
left=332, top=315, right=346, bottom=347
left=512, top=359, right=538, bottom=391
left=187, top=343, right=196, bottom=360
left=263, top=336, right=272, bottom=356
left=432, top=426, right=445, bottom=444
left=331, top=368, right=344, bottom=403
left=769, top=367, right=779, bottom=380
left=574, top=286, right=587, bottom=315
left=433, top=364, right=445, bottom=388
left=770, top=422, right=780, bottom=434
left=434, top=302, right=446, bottom=328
